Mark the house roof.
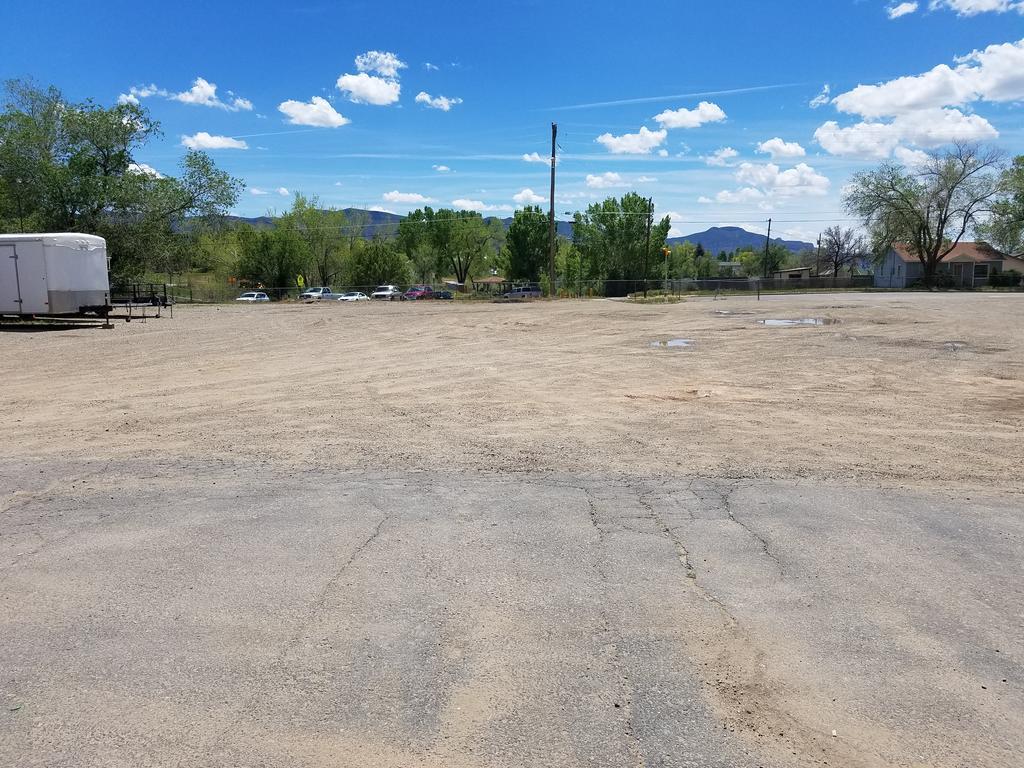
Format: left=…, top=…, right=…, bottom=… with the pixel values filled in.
left=472, top=275, right=507, bottom=285
left=892, top=242, right=1006, bottom=264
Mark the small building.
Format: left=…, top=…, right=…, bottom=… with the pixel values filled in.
left=874, top=242, right=1010, bottom=289
left=471, top=275, right=509, bottom=294
left=771, top=266, right=813, bottom=280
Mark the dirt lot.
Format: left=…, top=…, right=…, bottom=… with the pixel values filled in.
left=2, top=292, right=1022, bottom=489
left=2, top=292, right=1023, bottom=768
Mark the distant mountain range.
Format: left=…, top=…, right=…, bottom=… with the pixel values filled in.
left=666, top=226, right=813, bottom=254
left=224, top=210, right=812, bottom=254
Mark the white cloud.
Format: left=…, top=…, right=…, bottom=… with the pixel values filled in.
left=451, top=199, right=512, bottom=212
left=887, top=2, right=919, bottom=19
left=815, top=107, right=998, bottom=158
left=585, top=172, right=627, bottom=189
left=383, top=190, right=436, bottom=204
left=121, top=79, right=251, bottom=111
left=173, top=77, right=252, bottom=111
left=432, top=164, right=451, bottom=172
left=277, top=187, right=290, bottom=196
left=756, top=138, right=807, bottom=160
left=117, top=83, right=169, bottom=105
left=355, top=51, right=407, bottom=77
left=809, top=84, right=831, bottom=108
left=595, top=126, right=667, bottom=154
left=636, top=176, right=657, bottom=183
left=513, top=188, right=546, bottom=205
left=127, top=162, right=163, bottom=179
left=415, top=91, right=463, bottom=111
left=180, top=132, right=248, bottom=150
left=930, top=0, right=1024, bottom=15
left=278, top=96, right=350, bottom=127
left=712, top=187, right=766, bottom=204
left=657, top=149, right=669, bottom=157
left=894, top=146, right=931, bottom=166
left=250, top=188, right=269, bottom=196
left=369, top=205, right=398, bottom=214
left=522, top=152, right=551, bottom=164
left=715, top=162, right=830, bottom=202
left=652, top=101, right=727, bottom=129
left=705, top=147, right=739, bottom=166
left=832, top=38, right=1024, bottom=118
left=424, top=62, right=440, bottom=71
left=336, top=51, right=406, bottom=106
left=336, top=72, right=401, bottom=105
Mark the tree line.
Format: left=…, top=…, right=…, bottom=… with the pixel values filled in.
left=3, top=80, right=1021, bottom=292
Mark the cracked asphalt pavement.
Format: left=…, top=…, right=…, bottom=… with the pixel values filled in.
left=2, top=459, right=1021, bottom=767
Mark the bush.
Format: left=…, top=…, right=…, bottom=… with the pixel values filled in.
left=990, top=269, right=1022, bottom=287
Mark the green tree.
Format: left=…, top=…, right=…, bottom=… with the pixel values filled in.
left=844, top=143, right=1003, bottom=288
left=397, top=210, right=436, bottom=282
left=503, top=206, right=548, bottom=281
left=403, top=207, right=492, bottom=285
left=980, top=155, right=1024, bottom=256
left=571, top=193, right=671, bottom=283
left=236, top=221, right=307, bottom=298
left=346, top=236, right=411, bottom=288
left=0, top=79, right=241, bottom=278
left=286, top=193, right=346, bottom=286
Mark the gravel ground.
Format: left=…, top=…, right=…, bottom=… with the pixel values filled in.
left=2, top=292, right=1022, bottom=489
left=1, top=292, right=1022, bottom=767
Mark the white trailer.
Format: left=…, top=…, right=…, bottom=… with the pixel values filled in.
left=0, top=233, right=111, bottom=317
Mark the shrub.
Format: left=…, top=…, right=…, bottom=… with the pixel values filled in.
left=990, top=269, right=1022, bottom=287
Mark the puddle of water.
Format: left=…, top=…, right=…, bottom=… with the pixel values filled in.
left=944, top=341, right=968, bottom=352
left=650, top=339, right=694, bottom=349
left=758, top=318, right=838, bottom=327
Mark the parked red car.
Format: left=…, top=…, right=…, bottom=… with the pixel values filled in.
left=402, top=285, right=434, bottom=300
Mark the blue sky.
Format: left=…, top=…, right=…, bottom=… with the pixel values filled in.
left=3, top=0, right=1023, bottom=243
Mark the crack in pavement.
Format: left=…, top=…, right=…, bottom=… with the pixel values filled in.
left=717, top=484, right=786, bottom=577
left=201, top=498, right=393, bottom=758
left=584, top=489, right=646, bottom=768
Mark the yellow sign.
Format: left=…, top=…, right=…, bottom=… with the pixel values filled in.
left=297, top=274, right=305, bottom=288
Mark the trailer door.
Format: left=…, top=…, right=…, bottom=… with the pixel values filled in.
left=0, top=242, right=48, bottom=314
left=0, top=244, right=21, bottom=313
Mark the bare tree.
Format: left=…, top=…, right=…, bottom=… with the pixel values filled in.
left=820, top=226, right=866, bottom=286
left=844, top=143, right=1003, bottom=288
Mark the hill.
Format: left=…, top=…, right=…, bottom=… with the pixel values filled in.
left=667, top=226, right=813, bottom=254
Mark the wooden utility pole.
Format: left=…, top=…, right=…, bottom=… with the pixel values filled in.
left=815, top=234, right=822, bottom=280
left=548, top=123, right=558, bottom=294
left=643, top=197, right=653, bottom=298
left=763, top=218, right=773, bottom=278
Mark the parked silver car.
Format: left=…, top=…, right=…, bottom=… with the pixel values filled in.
left=235, top=291, right=270, bottom=302
left=502, top=285, right=542, bottom=299
left=299, top=287, right=335, bottom=301
left=336, top=291, right=369, bottom=302
left=371, top=285, right=402, bottom=300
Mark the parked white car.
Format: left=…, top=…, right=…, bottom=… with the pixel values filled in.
left=299, top=287, right=335, bottom=301
left=371, top=285, right=402, bottom=301
left=236, top=291, right=270, bottom=302
left=336, top=291, right=369, bottom=302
